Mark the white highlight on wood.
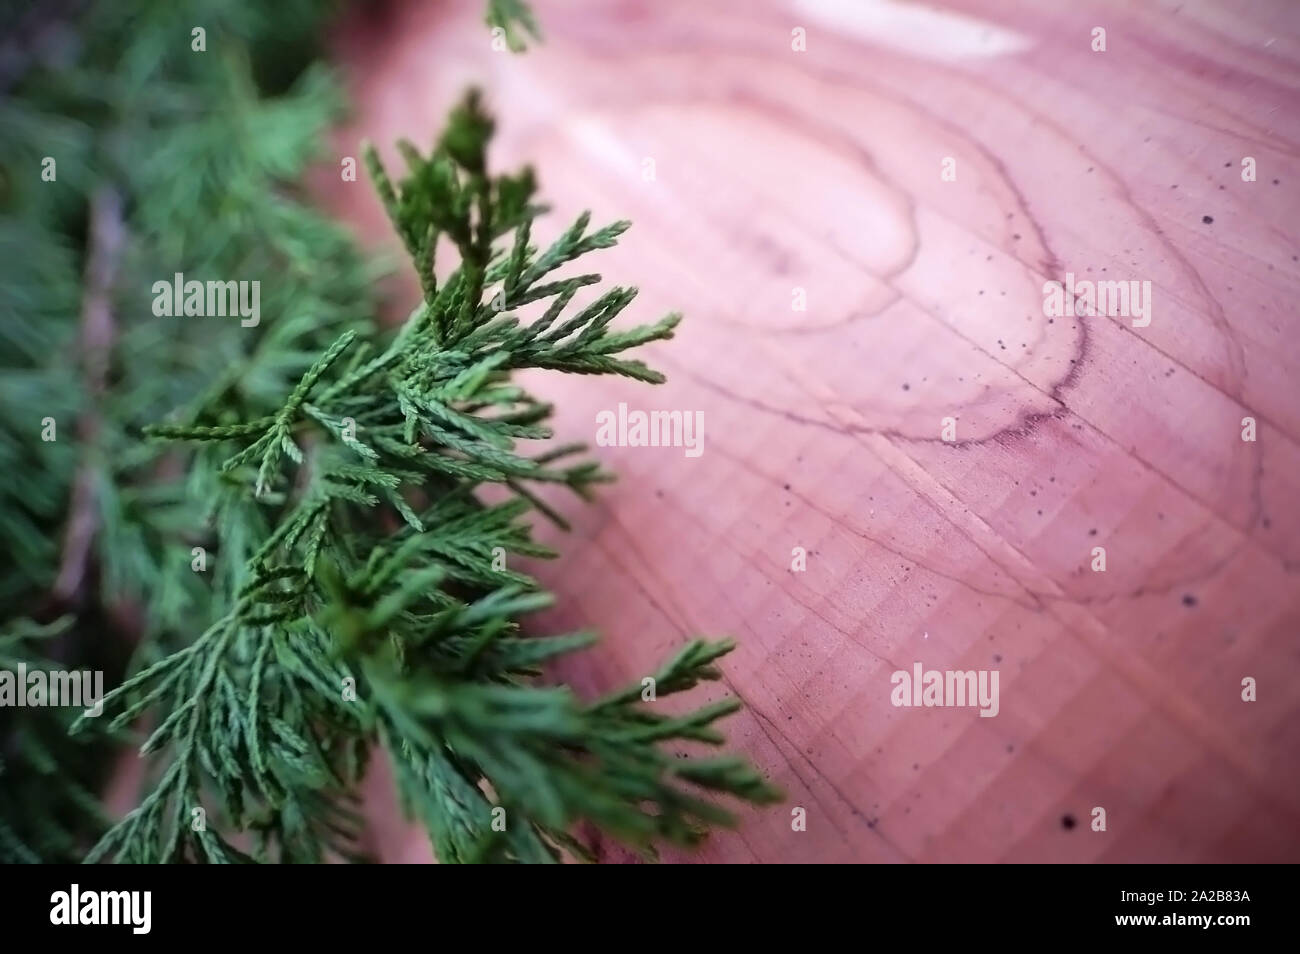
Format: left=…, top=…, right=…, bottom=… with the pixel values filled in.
left=790, top=0, right=1034, bottom=61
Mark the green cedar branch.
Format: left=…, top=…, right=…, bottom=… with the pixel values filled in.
left=86, top=90, right=779, bottom=864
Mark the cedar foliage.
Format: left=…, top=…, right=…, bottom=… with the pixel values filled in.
left=1, top=0, right=377, bottom=862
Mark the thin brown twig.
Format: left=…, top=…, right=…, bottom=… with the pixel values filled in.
left=53, top=185, right=124, bottom=605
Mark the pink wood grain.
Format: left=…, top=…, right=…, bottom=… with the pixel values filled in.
left=316, top=0, right=1300, bottom=863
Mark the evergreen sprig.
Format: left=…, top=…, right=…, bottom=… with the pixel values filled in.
left=0, top=0, right=378, bottom=862
left=485, top=0, right=542, bottom=53
left=83, top=91, right=779, bottom=863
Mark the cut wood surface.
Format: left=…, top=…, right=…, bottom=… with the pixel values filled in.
left=319, top=0, right=1300, bottom=862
